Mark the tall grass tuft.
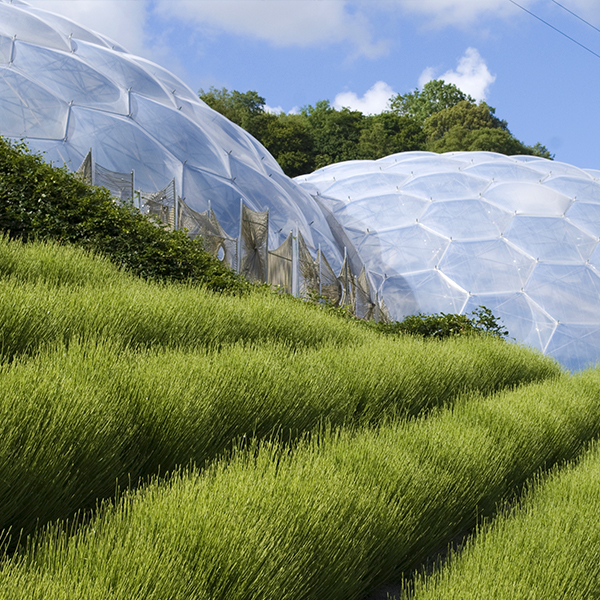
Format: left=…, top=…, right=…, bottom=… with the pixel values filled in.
left=405, top=438, right=600, bottom=599
left=0, top=332, right=559, bottom=541
left=2, top=368, right=600, bottom=599
left=0, top=235, right=129, bottom=288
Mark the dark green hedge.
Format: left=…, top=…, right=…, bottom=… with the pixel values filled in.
left=0, top=137, right=248, bottom=293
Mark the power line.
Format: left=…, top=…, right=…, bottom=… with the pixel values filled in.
left=549, top=0, right=600, bottom=36
left=507, top=0, right=600, bottom=60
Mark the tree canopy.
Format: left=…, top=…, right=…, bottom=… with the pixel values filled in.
left=199, top=80, right=552, bottom=177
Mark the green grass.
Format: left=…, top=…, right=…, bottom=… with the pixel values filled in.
left=0, top=326, right=558, bottom=542
left=2, top=368, right=600, bottom=599
left=0, top=235, right=129, bottom=288
left=405, top=439, right=600, bottom=599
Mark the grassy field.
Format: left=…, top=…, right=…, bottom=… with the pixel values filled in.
left=1, top=236, right=599, bottom=599
left=2, top=369, right=600, bottom=598
left=0, top=238, right=560, bottom=542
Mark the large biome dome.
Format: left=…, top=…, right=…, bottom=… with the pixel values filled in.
left=0, top=0, right=340, bottom=262
left=296, top=151, right=600, bottom=373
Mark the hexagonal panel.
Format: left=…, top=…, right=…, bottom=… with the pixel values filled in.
left=504, top=216, right=597, bottom=263
left=545, top=324, right=600, bottom=372
left=525, top=264, right=600, bottom=325
left=439, top=238, right=536, bottom=294
left=566, top=202, right=600, bottom=237
left=13, top=41, right=125, bottom=111
left=484, top=182, right=573, bottom=216
left=463, top=292, right=557, bottom=352
left=463, top=161, right=543, bottom=183
left=320, top=172, right=410, bottom=201
left=360, top=224, right=449, bottom=274
left=543, top=176, right=600, bottom=204
left=0, top=69, right=67, bottom=138
left=420, top=198, right=513, bottom=240
left=334, top=193, right=429, bottom=233
left=380, top=269, right=468, bottom=320
left=401, top=171, right=489, bottom=200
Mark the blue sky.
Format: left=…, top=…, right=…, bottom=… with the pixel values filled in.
left=29, top=0, right=600, bottom=169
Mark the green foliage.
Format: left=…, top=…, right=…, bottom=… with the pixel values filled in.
left=0, top=237, right=559, bottom=547
left=372, top=306, right=509, bottom=340
left=358, top=112, right=426, bottom=159
left=423, top=100, right=507, bottom=142
left=0, top=137, right=248, bottom=293
left=389, top=80, right=475, bottom=123
left=199, top=87, right=267, bottom=130
left=260, top=113, right=316, bottom=177
left=300, top=100, right=366, bottom=169
left=200, top=80, right=552, bottom=174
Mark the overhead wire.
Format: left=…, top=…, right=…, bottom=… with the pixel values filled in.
left=507, top=0, right=600, bottom=60
left=549, top=0, right=600, bottom=35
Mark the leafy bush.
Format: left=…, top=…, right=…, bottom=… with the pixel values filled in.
left=373, top=306, right=509, bottom=340
left=0, top=137, right=248, bottom=293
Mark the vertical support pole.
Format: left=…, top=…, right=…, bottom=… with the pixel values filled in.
left=265, top=209, right=269, bottom=285
left=292, top=229, right=299, bottom=297
left=344, top=247, right=348, bottom=305
left=90, top=148, right=95, bottom=187
left=173, top=180, right=178, bottom=230
left=318, top=244, right=322, bottom=297
left=237, top=198, right=243, bottom=274
left=130, top=170, right=135, bottom=205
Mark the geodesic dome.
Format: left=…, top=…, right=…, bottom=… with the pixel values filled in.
left=296, top=151, right=600, bottom=372
left=0, top=0, right=340, bottom=262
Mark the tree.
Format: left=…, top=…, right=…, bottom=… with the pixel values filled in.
left=301, top=100, right=366, bottom=169
left=199, top=87, right=267, bottom=133
left=261, top=114, right=315, bottom=177
left=358, top=112, right=426, bottom=159
left=423, top=100, right=507, bottom=143
left=389, top=80, right=475, bottom=122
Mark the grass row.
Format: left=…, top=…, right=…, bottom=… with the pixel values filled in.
left=0, top=235, right=130, bottom=288
left=405, top=441, right=600, bottom=599
left=0, top=235, right=373, bottom=357
left=2, top=367, right=600, bottom=599
left=0, top=274, right=370, bottom=359
left=0, top=330, right=558, bottom=542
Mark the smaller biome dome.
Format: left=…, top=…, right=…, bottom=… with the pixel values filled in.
left=296, top=151, right=600, bottom=372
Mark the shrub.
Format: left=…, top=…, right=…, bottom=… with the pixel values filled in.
left=372, top=306, right=509, bottom=339
left=0, top=137, right=248, bottom=293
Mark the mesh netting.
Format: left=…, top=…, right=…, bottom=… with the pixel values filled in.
left=76, top=149, right=93, bottom=185
left=140, top=180, right=176, bottom=228
left=298, top=230, right=319, bottom=299
left=268, top=232, right=293, bottom=293
left=179, top=201, right=237, bottom=270
left=95, top=163, right=134, bottom=204
left=377, top=294, right=391, bottom=324
left=240, top=204, right=269, bottom=282
left=355, top=267, right=375, bottom=320
left=338, top=253, right=356, bottom=313
left=317, top=248, right=341, bottom=306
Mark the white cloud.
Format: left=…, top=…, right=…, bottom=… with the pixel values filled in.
left=153, top=0, right=389, bottom=59
left=382, top=0, right=532, bottom=28
left=418, top=48, right=496, bottom=101
left=264, top=104, right=284, bottom=115
left=333, top=81, right=396, bottom=115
